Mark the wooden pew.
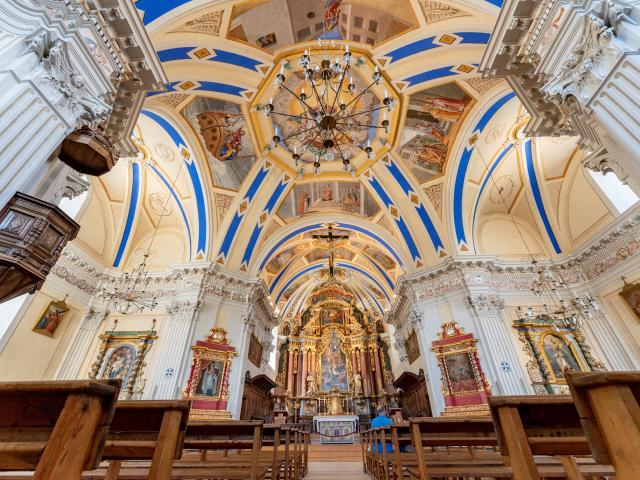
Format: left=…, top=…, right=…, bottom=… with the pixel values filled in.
left=0, top=380, right=120, bottom=480
left=407, top=417, right=506, bottom=480
left=489, top=395, right=614, bottom=480
left=175, top=420, right=268, bottom=480
left=566, top=371, right=640, bottom=480
left=85, top=400, right=190, bottom=480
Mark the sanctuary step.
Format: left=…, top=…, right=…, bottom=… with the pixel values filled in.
left=306, top=461, right=368, bottom=480
left=309, top=433, right=362, bottom=446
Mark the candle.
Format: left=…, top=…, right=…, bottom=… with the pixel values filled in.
left=345, top=45, right=349, bottom=53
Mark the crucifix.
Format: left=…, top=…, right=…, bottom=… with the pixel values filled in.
left=312, top=224, right=349, bottom=277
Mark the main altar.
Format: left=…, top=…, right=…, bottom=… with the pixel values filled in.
left=275, top=278, right=397, bottom=443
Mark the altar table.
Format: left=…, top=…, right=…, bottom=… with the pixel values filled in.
left=313, top=415, right=359, bottom=444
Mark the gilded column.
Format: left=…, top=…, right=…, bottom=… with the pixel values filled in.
left=359, top=349, right=370, bottom=396
left=300, top=349, right=308, bottom=396
left=373, top=347, right=384, bottom=395
left=287, top=349, right=294, bottom=395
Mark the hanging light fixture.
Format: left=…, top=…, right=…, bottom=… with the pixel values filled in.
left=516, top=259, right=598, bottom=330
left=261, top=43, right=396, bottom=173
left=98, top=135, right=184, bottom=315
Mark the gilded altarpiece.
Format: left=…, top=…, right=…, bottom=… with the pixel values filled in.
left=431, top=321, right=492, bottom=416
left=89, top=321, right=157, bottom=400
left=276, top=280, right=394, bottom=418
left=514, top=314, right=604, bottom=394
left=183, top=327, right=237, bottom=420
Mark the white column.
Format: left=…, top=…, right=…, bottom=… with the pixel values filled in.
left=55, top=307, right=107, bottom=379
left=580, top=297, right=636, bottom=370
left=466, top=294, right=534, bottom=395
left=148, top=300, right=200, bottom=399
left=227, top=314, right=255, bottom=418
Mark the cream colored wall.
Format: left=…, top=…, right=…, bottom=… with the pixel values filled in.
left=0, top=288, right=82, bottom=380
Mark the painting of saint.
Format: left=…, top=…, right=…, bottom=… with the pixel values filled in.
left=542, top=334, right=582, bottom=380
left=404, top=331, right=420, bottom=364
left=619, top=279, right=640, bottom=322
left=248, top=334, right=263, bottom=367
left=33, top=300, right=69, bottom=337
left=278, top=181, right=379, bottom=221
left=182, top=97, right=256, bottom=191
left=320, top=331, right=349, bottom=392
left=324, top=0, right=342, bottom=31
left=256, top=32, right=277, bottom=48
left=399, top=82, right=472, bottom=182
left=196, top=360, right=224, bottom=397
left=101, top=345, right=135, bottom=384
left=320, top=307, right=344, bottom=326
left=444, top=353, right=478, bottom=393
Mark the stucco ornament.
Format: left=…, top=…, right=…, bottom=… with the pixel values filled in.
left=543, top=0, right=632, bottom=104
left=24, top=30, right=111, bottom=129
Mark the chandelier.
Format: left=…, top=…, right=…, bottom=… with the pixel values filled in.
left=98, top=253, right=159, bottom=315
left=517, top=260, right=598, bottom=330
left=261, top=44, right=396, bottom=173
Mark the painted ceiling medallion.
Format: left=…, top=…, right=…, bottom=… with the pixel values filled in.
left=252, top=44, right=400, bottom=176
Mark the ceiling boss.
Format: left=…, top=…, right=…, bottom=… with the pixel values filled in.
left=253, top=43, right=400, bottom=176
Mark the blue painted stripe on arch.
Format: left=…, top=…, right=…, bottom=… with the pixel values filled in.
left=404, top=66, right=457, bottom=87
left=209, top=49, right=262, bottom=72
left=156, top=47, right=192, bottom=62
left=219, top=212, right=243, bottom=257
left=471, top=144, right=513, bottom=234
left=274, top=262, right=391, bottom=304
left=385, top=32, right=490, bottom=64
left=363, top=253, right=395, bottom=290
left=394, top=217, right=420, bottom=260
left=146, top=81, right=245, bottom=98
left=141, top=110, right=208, bottom=255
left=113, top=163, right=141, bottom=267
left=269, top=260, right=295, bottom=294
left=149, top=165, right=192, bottom=260
left=265, top=180, right=289, bottom=213
left=242, top=224, right=264, bottom=265
left=244, top=166, right=270, bottom=201
left=366, top=175, right=394, bottom=208
left=362, top=288, right=384, bottom=316
left=136, top=0, right=191, bottom=25
left=524, top=140, right=562, bottom=254
left=453, top=92, right=517, bottom=245
left=335, top=222, right=404, bottom=267
left=259, top=223, right=324, bottom=273
left=385, top=160, right=444, bottom=252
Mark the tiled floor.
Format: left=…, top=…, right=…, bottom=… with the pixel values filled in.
left=305, top=461, right=369, bottom=479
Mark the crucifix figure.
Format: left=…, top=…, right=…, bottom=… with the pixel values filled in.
left=312, top=224, right=349, bottom=277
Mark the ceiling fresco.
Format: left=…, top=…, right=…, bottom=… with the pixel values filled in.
left=398, top=82, right=473, bottom=183
left=228, top=0, right=418, bottom=52
left=277, top=181, right=380, bottom=221
left=90, top=0, right=620, bottom=315
left=182, top=97, right=256, bottom=191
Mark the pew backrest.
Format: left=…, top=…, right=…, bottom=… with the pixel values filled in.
left=0, top=380, right=120, bottom=475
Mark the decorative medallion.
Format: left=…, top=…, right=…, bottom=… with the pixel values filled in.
left=423, top=183, right=443, bottom=217
left=170, top=10, right=224, bottom=36
left=153, top=142, right=177, bottom=162
left=465, top=77, right=502, bottom=96
left=488, top=175, right=515, bottom=205
left=419, top=1, right=468, bottom=24
left=214, top=192, right=235, bottom=225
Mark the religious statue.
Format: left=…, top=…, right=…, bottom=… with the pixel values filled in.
left=328, top=387, right=343, bottom=415
left=353, top=372, right=363, bottom=396
left=306, top=373, right=317, bottom=396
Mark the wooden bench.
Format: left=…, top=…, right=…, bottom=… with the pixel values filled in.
left=407, top=417, right=505, bottom=480
left=175, top=420, right=268, bottom=480
left=0, top=380, right=120, bottom=480
left=566, top=371, right=640, bottom=480
left=489, top=395, right=614, bottom=480
left=84, top=400, right=190, bottom=480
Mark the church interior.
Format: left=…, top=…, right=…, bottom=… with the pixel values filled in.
left=2, top=0, right=640, bottom=478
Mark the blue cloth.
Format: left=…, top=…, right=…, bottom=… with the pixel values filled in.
left=370, top=415, right=394, bottom=453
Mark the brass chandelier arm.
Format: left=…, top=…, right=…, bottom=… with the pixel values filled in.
left=279, top=82, right=318, bottom=116
left=337, top=79, right=378, bottom=116
left=270, top=111, right=314, bottom=122
left=338, top=104, right=386, bottom=121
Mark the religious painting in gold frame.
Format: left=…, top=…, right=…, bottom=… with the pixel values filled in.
left=184, top=327, right=237, bottom=420
left=619, top=277, right=640, bottom=322
left=538, top=332, right=587, bottom=384
left=32, top=298, right=69, bottom=337
left=248, top=333, right=263, bottom=367
left=404, top=330, right=420, bottom=364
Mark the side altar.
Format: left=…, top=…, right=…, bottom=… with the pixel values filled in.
left=275, top=278, right=398, bottom=436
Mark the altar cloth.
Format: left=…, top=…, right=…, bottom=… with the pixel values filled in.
left=313, top=415, right=359, bottom=444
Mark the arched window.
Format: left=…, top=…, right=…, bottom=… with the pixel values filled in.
left=588, top=170, right=639, bottom=214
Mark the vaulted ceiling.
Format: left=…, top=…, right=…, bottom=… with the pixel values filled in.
left=74, top=0, right=618, bottom=315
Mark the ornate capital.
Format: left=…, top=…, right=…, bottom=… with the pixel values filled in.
left=166, top=299, right=200, bottom=323
left=466, top=294, right=505, bottom=314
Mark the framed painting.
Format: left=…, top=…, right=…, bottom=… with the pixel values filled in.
left=444, top=353, right=478, bottom=393
left=248, top=333, right=263, bottom=367
left=619, top=277, right=640, bottom=322
left=540, top=333, right=585, bottom=383
left=194, top=359, right=225, bottom=398
left=32, top=299, right=69, bottom=337
left=404, top=330, right=420, bottom=364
